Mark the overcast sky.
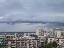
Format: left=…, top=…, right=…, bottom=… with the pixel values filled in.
left=0, top=0, right=64, bottom=32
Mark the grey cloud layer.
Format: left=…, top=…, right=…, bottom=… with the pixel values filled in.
left=0, top=0, right=64, bottom=31
left=0, top=0, right=64, bottom=16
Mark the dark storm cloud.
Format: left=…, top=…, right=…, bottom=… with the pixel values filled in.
left=0, top=20, right=64, bottom=26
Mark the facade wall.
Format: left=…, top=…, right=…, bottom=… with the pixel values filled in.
left=48, top=38, right=55, bottom=43
left=57, top=31, right=61, bottom=37
left=36, top=28, right=40, bottom=35
left=59, top=39, right=64, bottom=45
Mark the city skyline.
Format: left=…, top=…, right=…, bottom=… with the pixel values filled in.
left=0, top=0, right=64, bottom=32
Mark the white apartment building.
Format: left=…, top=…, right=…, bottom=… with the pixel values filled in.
left=47, top=37, right=64, bottom=48
left=47, top=37, right=55, bottom=43
left=36, top=28, right=49, bottom=36
left=48, top=28, right=53, bottom=37
left=36, top=28, right=42, bottom=36
left=57, top=30, right=61, bottom=37
left=56, top=38, right=64, bottom=45
left=54, top=28, right=64, bottom=38
left=36, top=28, right=54, bottom=37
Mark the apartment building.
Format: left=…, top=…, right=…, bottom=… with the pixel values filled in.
left=36, top=28, right=54, bottom=37
left=36, top=28, right=42, bottom=36
left=0, top=28, right=64, bottom=48
left=4, top=37, right=40, bottom=48
left=47, top=37, right=64, bottom=48
left=0, top=33, right=40, bottom=48
left=54, top=28, right=64, bottom=37
left=47, top=37, right=55, bottom=43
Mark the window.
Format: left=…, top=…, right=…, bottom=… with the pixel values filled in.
left=50, top=39, right=52, bottom=40
left=61, top=40, right=64, bottom=41
left=7, top=36, right=10, bottom=38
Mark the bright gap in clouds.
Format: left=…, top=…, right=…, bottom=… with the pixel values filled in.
left=0, top=17, right=3, bottom=19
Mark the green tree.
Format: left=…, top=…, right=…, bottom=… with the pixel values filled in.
left=52, top=41, right=57, bottom=48
left=41, top=44, right=45, bottom=48
left=0, top=43, right=2, bottom=48
left=41, top=41, right=57, bottom=48
left=34, top=35, right=38, bottom=39
left=45, top=40, right=47, bottom=44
